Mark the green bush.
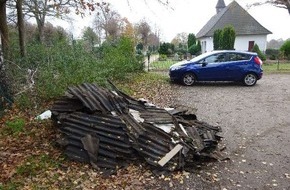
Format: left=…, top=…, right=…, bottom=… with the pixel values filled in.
left=280, top=40, right=290, bottom=60
left=251, top=44, right=266, bottom=61
left=35, top=37, right=142, bottom=99
left=158, top=54, right=167, bottom=61
left=188, top=44, right=201, bottom=56
left=6, top=30, right=143, bottom=107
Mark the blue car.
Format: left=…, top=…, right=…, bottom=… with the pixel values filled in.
left=169, top=50, right=263, bottom=86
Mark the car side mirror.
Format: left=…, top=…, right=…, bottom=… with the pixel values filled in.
left=202, top=62, right=207, bottom=67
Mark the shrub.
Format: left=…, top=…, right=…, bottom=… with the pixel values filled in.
left=158, top=54, right=167, bottom=61
left=5, top=36, right=143, bottom=105
left=280, top=40, right=290, bottom=60
left=266, top=49, right=280, bottom=60
left=251, top=44, right=266, bottom=61
left=188, top=44, right=201, bottom=56
left=158, top=42, right=174, bottom=56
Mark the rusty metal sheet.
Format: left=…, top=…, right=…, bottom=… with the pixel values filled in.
left=51, top=82, right=224, bottom=172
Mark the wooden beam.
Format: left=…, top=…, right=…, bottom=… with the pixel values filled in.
left=158, top=144, right=183, bottom=167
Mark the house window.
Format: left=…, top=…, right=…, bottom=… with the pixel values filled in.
left=248, top=41, right=255, bottom=51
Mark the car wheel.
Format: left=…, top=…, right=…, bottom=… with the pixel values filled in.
left=182, top=73, right=196, bottom=86
left=243, top=73, right=257, bottom=86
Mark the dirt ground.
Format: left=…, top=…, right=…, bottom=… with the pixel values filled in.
left=169, top=73, right=290, bottom=189
left=2, top=73, right=290, bottom=189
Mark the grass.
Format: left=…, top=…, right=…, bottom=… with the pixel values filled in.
left=150, top=60, right=177, bottom=70
left=263, top=61, right=290, bottom=73
left=4, top=118, right=25, bottom=135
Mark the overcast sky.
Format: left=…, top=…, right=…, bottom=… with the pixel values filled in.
left=64, top=0, right=290, bottom=42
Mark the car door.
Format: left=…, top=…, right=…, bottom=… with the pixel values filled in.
left=195, top=53, right=228, bottom=81
left=226, top=53, right=251, bottom=80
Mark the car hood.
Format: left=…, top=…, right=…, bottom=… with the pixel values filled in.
left=170, top=60, right=190, bottom=69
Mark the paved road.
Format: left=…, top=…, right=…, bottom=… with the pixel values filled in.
left=171, top=74, right=290, bottom=189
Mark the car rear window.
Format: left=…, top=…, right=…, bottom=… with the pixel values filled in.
left=228, top=53, right=252, bottom=61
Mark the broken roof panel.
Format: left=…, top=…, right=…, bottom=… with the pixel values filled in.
left=51, top=82, right=224, bottom=173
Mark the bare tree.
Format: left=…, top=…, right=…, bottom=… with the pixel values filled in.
left=171, top=32, right=188, bottom=48
left=135, top=19, right=151, bottom=49
left=147, top=33, right=160, bottom=49
left=93, top=3, right=124, bottom=41
left=249, top=0, right=290, bottom=14
left=16, top=0, right=26, bottom=57
left=0, top=0, right=9, bottom=58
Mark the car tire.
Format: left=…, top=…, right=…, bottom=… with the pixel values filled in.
left=243, top=73, right=257, bottom=86
left=182, top=73, right=196, bottom=86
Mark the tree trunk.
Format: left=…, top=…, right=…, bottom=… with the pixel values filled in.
left=0, top=0, right=13, bottom=110
left=0, top=0, right=9, bottom=59
left=16, top=0, right=26, bottom=57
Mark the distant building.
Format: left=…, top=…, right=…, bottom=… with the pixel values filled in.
left=196, top=0, right=272, bottom=53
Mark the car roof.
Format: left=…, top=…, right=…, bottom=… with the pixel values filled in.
left=209, top=50, right=257, bottom=55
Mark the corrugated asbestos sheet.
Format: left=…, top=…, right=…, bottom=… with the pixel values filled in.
left=51, top=82, right=223, bottom=173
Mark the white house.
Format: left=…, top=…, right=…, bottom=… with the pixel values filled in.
left=196, top=0, right=272, bottom=53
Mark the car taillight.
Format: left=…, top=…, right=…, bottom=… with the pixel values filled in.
left=254, top=56, right=263, bottom=65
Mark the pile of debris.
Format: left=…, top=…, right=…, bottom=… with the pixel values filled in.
left=51, top=82, right=223, bottom=173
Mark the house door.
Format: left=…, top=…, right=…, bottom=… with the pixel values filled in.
left=248, top=41, right=254, bottom=51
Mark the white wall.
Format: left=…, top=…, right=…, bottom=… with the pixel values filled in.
left=235, top=35, right=268, bottom=52
left=199, top=34, right=268, bottom=53
left=200, top=37, right=214, bottom=53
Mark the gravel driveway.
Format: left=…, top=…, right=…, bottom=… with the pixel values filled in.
left=171, top=74, right=290, bottom=189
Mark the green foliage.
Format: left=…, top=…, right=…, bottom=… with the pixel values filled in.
left=136, top=43, right=144, bottom=51
left=35, top=36, right=142, bottom=99
left=266, top=49, right=280, bottom=60
left=5, top=118, right=25, bottom=135
left=221, top=25, right=236, bottom=50
left=82, top=27, right=99, bottom=51
left=213, top=26, right=236, bottom=50
left=213, top=29, right=223, bottom=50
left=98, top=37, right=143, bottom=79
left=280, top=40, right=290, bottom=59
left=188, top=44, right=201, bottom=56
left=7, top=36, right=143, bottom=104
left=6, top=20, right=144, bottom=107
left=187, top=33, right=196, bottom=49
left=158, top=42, right=174, bottom=56
left=151, top=59, right=177, bottom=70
left=251, top=44, right=266, bottom=61
left=158, top=54, right=168, bottom=61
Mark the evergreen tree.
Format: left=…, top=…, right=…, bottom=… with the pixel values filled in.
left=221, top=25, right=236, bottom=50
left=187, top=33, right=196, bottom=49
left=213, top=29, right=222, bottom=50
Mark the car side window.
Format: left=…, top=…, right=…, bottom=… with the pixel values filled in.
left=204, top=53, right=226, bottom=64
left=228, top=53, right=251, bottom=61
left=228, top=53, right=238, bottom=61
